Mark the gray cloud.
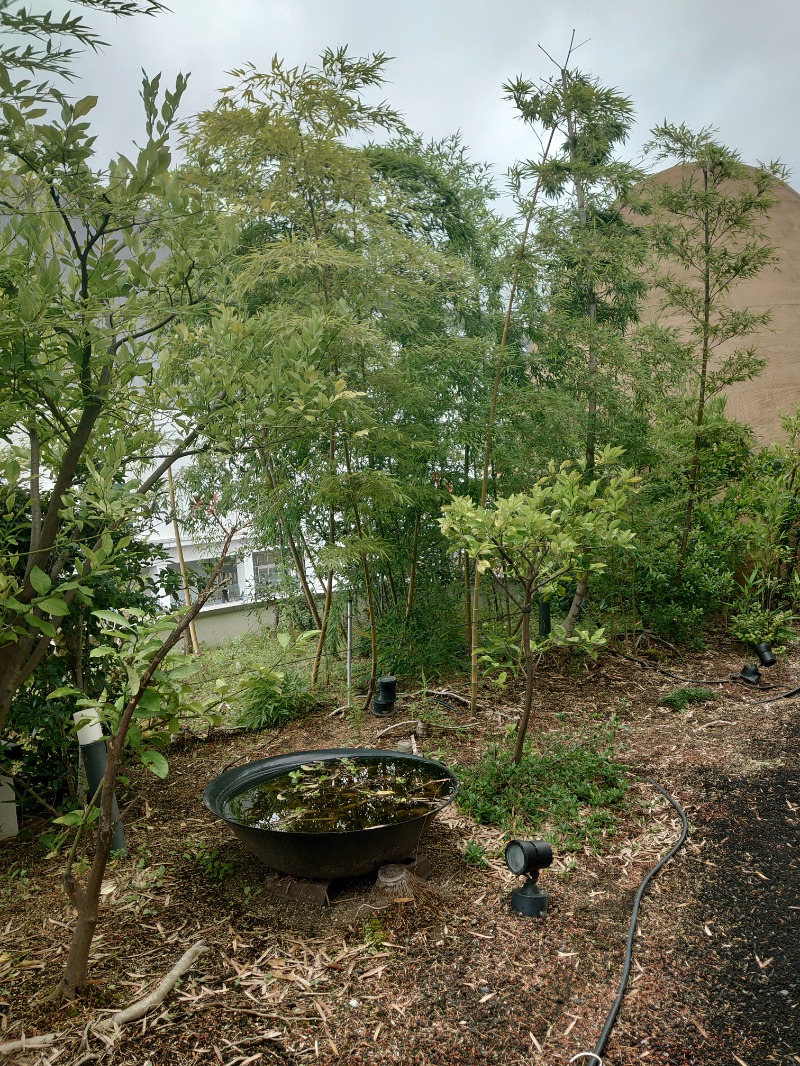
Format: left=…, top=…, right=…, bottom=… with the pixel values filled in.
left=70, top=0, right=800, bottom=194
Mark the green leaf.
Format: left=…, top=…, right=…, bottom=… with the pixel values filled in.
left=29, top=566, right=51, bottom=595
left=88, top=646, right=116, bottom=658
left=93, top=609, right=129, bottom=626
left=25, top=614, right=56, bottom=638
left=73, top=95, right=98, bottom=119
left=36, top=596, right=71, bottom=617
left=126, top=664, right=141, bottom=693
left=168, top=662, right=202, bottom=680
left=137, top=688, right=161, bottom=714
left=140, top=750, right=169, bottom=779
left=53, top=810, right=85, bottom=827
left=276, top=632, right=291, bottom=649
left=47, top=686, right=80, bottom=700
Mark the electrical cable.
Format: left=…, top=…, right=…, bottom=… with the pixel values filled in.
left=572, top=779, right=689, bottom=1066
left=754, top=683, right=800, bottom=705
left=609, top=650, right=783, bottom=689
left=430, top=695, right=463, bottom=715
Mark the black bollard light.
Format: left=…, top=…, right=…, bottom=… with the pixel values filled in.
left=755, top=642, right=776, bottom=668
left=739, top=663, right=761, bottom=684
left=372, top=675, right=397, bottom=717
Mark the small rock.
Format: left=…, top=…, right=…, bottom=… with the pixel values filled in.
left=349, top=998, right=360, bottom=1007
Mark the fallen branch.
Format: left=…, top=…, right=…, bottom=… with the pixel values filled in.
left=404, top=688, right=474, bottom=706
left=375, top=719, right=420, bottom=737
left=0, top=1033, right=60, bottom=1054
left=97, top=940, right=208, bottom=1033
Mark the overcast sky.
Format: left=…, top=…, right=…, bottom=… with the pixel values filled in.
left=72, top=0, right=800, bottom=207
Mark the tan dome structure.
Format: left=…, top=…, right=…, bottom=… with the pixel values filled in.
left=635, top=165, right=800, bottom=444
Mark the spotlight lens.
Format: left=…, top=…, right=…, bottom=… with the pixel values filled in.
left=506, top=842, right=527, bottom=875
left=505, top=838, right=555, bottom=876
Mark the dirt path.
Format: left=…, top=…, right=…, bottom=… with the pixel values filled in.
left=608, top=714, right=800, bottom=1065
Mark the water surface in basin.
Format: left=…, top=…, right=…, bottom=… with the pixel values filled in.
left=225, top=754, right=456, bottom=833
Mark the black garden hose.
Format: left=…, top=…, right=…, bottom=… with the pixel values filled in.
left=571, top=779, right=689, bottom=1066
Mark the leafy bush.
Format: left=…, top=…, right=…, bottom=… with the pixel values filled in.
left=660, top=686, right=716, bottom=710
left=729, top=604, right=796, bottom=651
left=6, top=658, right=79, bottom=806
left=457, top=728, right=628, bottom=852
left=357, top=591, right=468, bottom=683
left=475, top=622, right=521, bottom=687
left=234, top=666, right=326, bottom=731
left=617, top=534, right=738, bottom=647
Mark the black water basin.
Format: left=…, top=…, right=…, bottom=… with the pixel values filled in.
left=203, top=747, right=460, bottom=879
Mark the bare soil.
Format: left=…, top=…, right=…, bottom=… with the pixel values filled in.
left=1, top=642, right=799, bottom=1065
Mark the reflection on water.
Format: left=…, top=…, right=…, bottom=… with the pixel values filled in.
left=225, top=755, right=456, bottom=833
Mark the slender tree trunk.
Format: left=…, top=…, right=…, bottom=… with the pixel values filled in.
left=167, top=467, right=200, bottom=654
left=260, top=448, right=322, bottom=629
left=469, top=127, right=557, bottom=714
left=513, top=595, right=536, bottom=763
left=562, top=65, right=597, bottom=630
left=463, top=552, right=473, bottom=646
left=405, top=510, right=421, bottom=623
left=342, top=439, right=378, bottom=709
left=677, top=168, right=711, bottom=582
left=313, top=431, right=337, bottom=685
left=563, top=569, right=590, bottom=638
left=59, top=533, right=235, bottom=996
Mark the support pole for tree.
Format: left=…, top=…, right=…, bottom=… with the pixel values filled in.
left=167, top=466, right=199, bottom=654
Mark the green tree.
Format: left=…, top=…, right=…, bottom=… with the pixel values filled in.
left=441, top=446, right=637, bottom=760
left=182, top=51, right=505, bottom=698
left=0, top=67, right=225, bottom=731
left=638, top=125, right=784, bottom=577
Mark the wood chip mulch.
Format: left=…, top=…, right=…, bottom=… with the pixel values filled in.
left=1, top=642, right=798, bottom=1065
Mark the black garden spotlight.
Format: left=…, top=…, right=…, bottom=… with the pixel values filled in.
left=739, top=642, right=777, bottom=685
left=755, top=642, right=777, bottom=668
left=504, top=838, right=553, bottom=917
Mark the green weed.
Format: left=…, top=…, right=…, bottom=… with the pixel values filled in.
left=457, top=727, right=627, bottom=853
left=463, top=839, right=489, bottom=868
left=184, top=840, right=235, bottom=881
left=234, top=666, right=326, bottom=731
left=660, top=686, right=716, bottom=711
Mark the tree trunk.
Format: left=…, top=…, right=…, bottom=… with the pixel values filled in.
left=564, top=569, right=590, bottom=639
left=469, top=131, right=556, bottom=713
left=405, top=510, right=421, bottom=622
left=677, top=166, right=711, bottom=582
left=59, top=533, right=235, bottom=997
left=260, top=449, right=322, bottom=629
left=513, top=597, right=535, bottom=763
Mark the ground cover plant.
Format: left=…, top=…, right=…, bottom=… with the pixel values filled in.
left=456, top=724, right=628, bottom=852
left=659, top=685, right=716, bottom=711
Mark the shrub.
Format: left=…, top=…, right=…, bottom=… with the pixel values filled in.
left=234, top=667, right=327, bottom=731
left=729, top=603, right=796, bottom=652
left=356, top=590, right=468, bottom=683
left=457, top=728, right=627, bottom=852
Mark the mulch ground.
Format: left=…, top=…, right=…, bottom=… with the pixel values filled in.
left=1, top=641, right=799, bottom=1065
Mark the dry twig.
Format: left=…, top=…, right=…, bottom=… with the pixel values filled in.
left=96, top=940, right=208, bottom=1033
